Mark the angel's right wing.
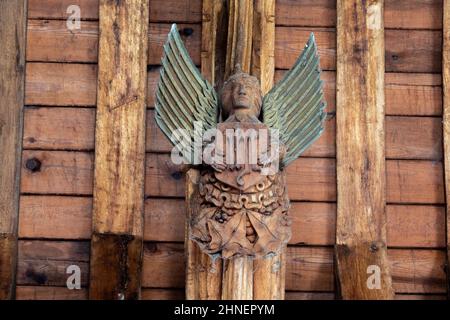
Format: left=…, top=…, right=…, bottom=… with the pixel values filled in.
left=155, top=24, right=219, bottom=164
left=262, top=33, right=326, bottom=168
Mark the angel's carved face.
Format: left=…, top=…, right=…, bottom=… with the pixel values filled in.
left=220, top=73, right=262, bottom=120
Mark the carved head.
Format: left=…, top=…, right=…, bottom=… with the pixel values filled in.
left=220, top=69, right=262, bottom=120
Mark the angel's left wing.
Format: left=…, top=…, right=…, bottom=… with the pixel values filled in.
left=262, top=33, right=326, bottom=168
left=155, top=24, right=218, bottom=164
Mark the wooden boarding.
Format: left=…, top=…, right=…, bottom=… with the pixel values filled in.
left=27, top=0, right=442, bottom=30
left=0, top=0, right=27, bottom=300
left=27, top=0, right=201, bottom=22
left=25, top=64, right=442, bottom=117
left=16, top=240, right=448, bottom=294
left=335, top=0, right=394, bottom=299
left=89, top=0, right=149, bottom=299
left=276, top=0, right=443, bottom=30
left=184, top=0, right=226, bottom=300
left=27, top=20, right=201, bottom=65
left=18, top=196, right=446, bottom=250
left=23, top=107, right=443, bottom=160
left=275, top=27, right=442, bottom=73
left=26, top=20, right=442, bottom=73
left=442, top=0, right=450, bottom=298
left=15, top=285, right=447, bottom=301
left=19, top=0, right=449, bottom=301
left=19, top=151, right=445, bottom=204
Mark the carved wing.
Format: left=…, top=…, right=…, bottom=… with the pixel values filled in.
left=262, top=33, right=326, bottom=168
left=155, top=24, right=218, bottom=163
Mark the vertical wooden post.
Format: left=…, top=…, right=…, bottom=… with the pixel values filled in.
left=224, top=0, right=253, bottom=79
left=185, top=169, right=223, bottom=300
left=0, top=0, right=27, bottom=300
left=220, top=0, right=254, bottom=300
left=442, top=0, right=450, bottom=298
left=335, top=0, right=395, bottom=299
left=251, top=0, right=284, bottom=300
left=89, top=0, right=149, bottom=300
left=185, top=0, right=227, bottom=300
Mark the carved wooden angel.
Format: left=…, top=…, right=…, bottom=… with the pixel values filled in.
left=155, top=24, right=326, bottom=259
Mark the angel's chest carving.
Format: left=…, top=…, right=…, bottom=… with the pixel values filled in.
left=213, top=121, right=270, bottom=191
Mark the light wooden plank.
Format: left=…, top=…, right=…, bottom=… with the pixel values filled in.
left=18, top=196, right=446, bottom=249
left=276, top=0, right=442, bottom=30
left=335, top=0, right=394, bottom=299
left=89, top=0, right=149, bottom=300
left=24, top=108, right=443, bottom=161
left=26, top=20, right=201, bottom=65
left=28, top=0, right=201, bottom=22
left=442, top=0, right=450, bottom=297
left=15, top=240, right=448, bottom=294
left=0, top=0, right=27, bottom=300
left=275, top=27, right=441, bottom=73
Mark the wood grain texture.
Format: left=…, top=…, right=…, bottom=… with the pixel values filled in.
left=275, top=27, right=441, bottom=73
left=224, top=0, right=253, bottom=78
left=17, top=196, right=446, bottom=249
left=201, top=0, right=227, bottom=89
left=276, top=0, right=442, bottom=30
left=183, top=1, right=227, bottom=300
left=250, top=0, right=284, bottom=300
left=19, top=151, right=445, bottom=205
left=26, top=20, right=201, bottom=65
left=251, top=0, right=275, bottom=95
left=185, top=169, right=222, bottom=300
left=23, top=108, right=443, bottom=161
left=15, top=240, right=448, bottom=294
left=219, top=0, right=254, bottom=300
left=335, top=0, right=394, bottom=299
left=0, top=0, right=27, bottom=300
left=89, top=0, right=149, bottom=300
left=25, top=63, right=441, bottom=116
left=28, top=0, right=201, bottom=22
left=16, top=286, right=88, bottom=300
left=442, top=0, right=450, bottom=298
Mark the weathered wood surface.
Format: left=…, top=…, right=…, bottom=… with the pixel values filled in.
left=276, top=27, right=442, bottom=73
left=251, top=0, right=285, bottom=300
left=25, top=63, right=442, bottom=117
left=251, top=0, right=275, bottom=94
left=23, top=108, right=443, bottom=161
left=277, top=0, right=443, bottom=30
left=16, top=240, right=448, bottom=294
left=0, top=0, right=27, bottom=300
left=20, top=151, right=445, bottom=204
left=185, top=169, right=222, bottom=300
left=27, top=20, right=201, bottom=65
left=28, top=0, right=442, bottom=30
left=442, top=0, right=450, bottom=298
left=16, top=284, right=446, bottom=300
left=201, top=0, right=227, bottom=89
left=26, top=20, right=442, bottom=73
left=335, top=0, right=394, bottom=299
left=18, top=196, right=446, bottom=249
left=89, top=0, right=149, bottom=300
left=28, top=0, right=201, bottom=22
left=183, top=1, right=227, bottom=300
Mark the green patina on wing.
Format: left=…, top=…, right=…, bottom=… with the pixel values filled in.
left=262, top=33, right=326, bottom=168
left=155, top=24, right=218, bottom=163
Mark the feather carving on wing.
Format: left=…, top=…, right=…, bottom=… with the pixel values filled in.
left=155, top=25, right=326, bottom=259
left=155, top=24, right=218, bottom=164
left=263, top=33, right=326, bottom=168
